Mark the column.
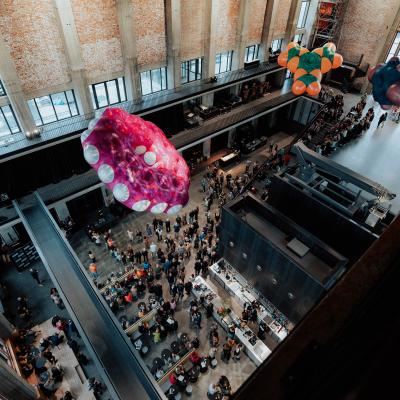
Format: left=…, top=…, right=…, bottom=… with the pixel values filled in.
left=165, top=0, right=182, bottom=90
left=54, top=202, right=70, bottom=222
left=203, top=0, right=218, bottom=79
left=0, top=360, right=36, bottom=400
left=227, top=129, right=236, bottom=148
left=0, top=35, right=37, bottom=135
left=117, top=0, right=142, bottom=102
left=259, top=0, right=280, bottom=62
left=203, top=139, right=211, bottom=159
left=283, top=0, right=302, bottom=48
left=53, top=0, right=94, bottom=116
left=232, top=0, right=252, bottom=70
left=0, top=313, right=14, bottom=339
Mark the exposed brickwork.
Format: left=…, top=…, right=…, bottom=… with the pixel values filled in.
left=133, top=0, right=167, bottom=68
left=0, top=0, right=70, bottom=92
left=71, top=0, right=123, bottom=81
left=340, top=0, right=399, bottom=66
left=274, top=0, right=291, bottom=36
left=216, top=0, right=241, bottom=53
left=247, top=0, right=268, bottom=44
left=181, top=0, right=205, bottom=60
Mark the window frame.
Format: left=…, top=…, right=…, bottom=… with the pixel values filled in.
left=0, top=104, right=21, bottom=136
left=245, top=44, right=260, bottom=63
left=0, top=80, right=6, bottom=97
left=90, top=77, right=127, bottom=110
left=271, top=39, right=283, bottom=53
left=215, top=51, right=233, bottom=75
left=29, top=89, right=79, bottom=126
left=297, top=0, right=310, bottom=29
left=386, top=31, right=400, bottom=62
left=140, top=67, right=168, bottom=96
left=181, top=58, right=203, bottom=84
left=294, top=33, right=304, bottom=46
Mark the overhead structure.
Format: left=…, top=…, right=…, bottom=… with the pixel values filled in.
left=311, top=0, right=349, bottom=48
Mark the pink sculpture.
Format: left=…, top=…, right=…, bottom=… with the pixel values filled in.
left=81, top=108, right=190, bottom=214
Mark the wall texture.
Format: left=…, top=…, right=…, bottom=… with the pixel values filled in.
left=274, top=0, right=291, bottom=37
left=0, top=0, right=70, bottom=93
left=181, top=0, right=205, bottom=61
left=247, top=0, right=268, bottom=45
left=215, top=0, right=241, bottom=53
left=71, top=0, right=123, bottom=82
left=339, top=0, right=399, bottom=66
left=133, top=0, right=167, bottom=68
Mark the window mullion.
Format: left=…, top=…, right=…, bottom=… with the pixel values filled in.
left=0, top=107, right=11, bottom=133
left=115, top=79, right=121, bottom=102
left=64, top=91, right=72, bottom=116
left=50, top=95, right=58, bottom=121
left=34, top=98, right=44, bottom=125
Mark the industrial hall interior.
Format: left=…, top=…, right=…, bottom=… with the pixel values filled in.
left=1, top=0, right=400, bottom=399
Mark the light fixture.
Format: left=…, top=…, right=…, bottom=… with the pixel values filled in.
left=256, top=265, right=262, bottom=272
left=242, top=252, right=247, bottom=259
left=271, top=277, right=278, bottom=285
left=229, top=241, right=234, bottom=248
left=288, top=292, right=295, bottom=300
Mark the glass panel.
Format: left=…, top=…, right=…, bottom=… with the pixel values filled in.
left=118, top=78, right=127, bottom=101
left=140, top=71, right=152, bottom=95
left=215, top=53, right=221, bottom=75
left=66, top=90, right=78, bottom=115
left=94, top=83, right=108, bottom=108
left=0, top=111, right=10, bottom=137
left=189, top=60, right=196, bottom=81
left=2, top=105, right=20, bottom=133
left=181, top=62, right=187, bottom=84
left=36, top=95, right=57, bottom=124
left=0, top=81, right=5, bottom=96
left=28, top=99, right=42, bottom=126
left=89, top=86, right=96, bottom=109
left=198, top=58, right=202, bottom=78
left=247, top=46, right=255, bottom=62
left=51, top=92, right=70, bottom=120
left=255, top=44, right=260, bottom=59
left=161, top=68, right=167, bottom=90
left=151, top=69, right=162, bottom=92
left=386, top=32, right=400, bottom=62
left=106, top=80, right=119, bottom=104
left=297, top=1, right=309, bottom=28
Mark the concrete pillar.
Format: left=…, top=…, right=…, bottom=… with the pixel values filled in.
left=53, top=0, right=94, bottom=116
left=165, top=0, right=182, bottom=90
left=283, top=0, right=303, bottom=48
left=202, top=93, right=214, bottom=107
left=117, top=0, right=142, bottom=102
left=203, top=0, right=218, bottom=79
left=232, top=0, right=252, bottom=70
left=0, top=313, right=14, bottom=339
left=0, top=35, right=37, bottom=135
left=227, top=129, right=236, bottom=148
left=259, top=0, right=280, bottom=62
left=0, top=360, right=36, bottom=400
left=203, top=139, right=211, bottom=159
left=54, top=202, right=70, bottom=222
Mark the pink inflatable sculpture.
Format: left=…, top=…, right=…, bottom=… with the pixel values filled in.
left=81, top=108, right=190, bottom=214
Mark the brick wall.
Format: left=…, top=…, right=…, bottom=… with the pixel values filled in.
left=0, top=0, right=70, bottom=93
left=215, top=0, right=241, bottom=53
left=181, top=0, right=205, bottom=61
left=247, top=0, right=268, bottom=45
left=71, top=0, right=123, bottom=82
left=133, top=0, right=167, bottom=68
left=339, top=0, right=399, bottom=66
left=274, top=0, right=291, bottom=37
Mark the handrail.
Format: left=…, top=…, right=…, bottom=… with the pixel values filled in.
left=124, top=307, right=159, bottom=336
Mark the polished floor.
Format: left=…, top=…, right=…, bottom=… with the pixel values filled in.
left=331, top=95, right=400, bottom=214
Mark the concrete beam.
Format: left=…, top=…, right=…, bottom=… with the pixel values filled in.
left=117, top=0, right=142, bottom=102
left=165, top=0, right=182, bottom=89
left=283, top=0, right=303, bottom=47
left=260, top=0, right=280, bottom=62
left=232, top=0, right=252, bottom=70
left=0, top=35, right=37, bottom=135
left=53, top=0, right=94, bottom=116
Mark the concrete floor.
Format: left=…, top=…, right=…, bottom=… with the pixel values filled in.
left=331, top=95, right=400, bottom=214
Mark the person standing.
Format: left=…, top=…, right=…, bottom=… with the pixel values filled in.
left=127, top=229, right=134, bottom=243
left=88, top=250, right=96, bottom=263
left=377, top=112, right=388, bottom=128
left=29, top=268, right=43, bottom=286
left=165, top=218, right=171, bottom=233
left=88, top=262, right=98, bottom=280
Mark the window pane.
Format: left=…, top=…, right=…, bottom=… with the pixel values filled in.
left=2, top=105, right=20, bottom=133
left=215, top=53, right=221, bottom=75
left=0, top=113, right=9, bottom=137
left=106, top=80, right=119, bottom=104
left=36, top=96, right=57, bottom=124
left=198, top=58, right=202, bottom=77
left=118, top=78, right=127, bottom=101
left=51, top=92, right=70, bottom=120
left=66, top=90, right=78, bottom=115
left=151, top=69, right=162, bottom=92
left=0, top=81, right=5, bottom=97
left=94, top=83, right=108, bottom=108
left=140, top=71, right=152, bottom=95
left=161, top=68, right=167, bottom=90
left=28, top=99, right=42, bottom=126
left=297, top=1, right=309, bottom=28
